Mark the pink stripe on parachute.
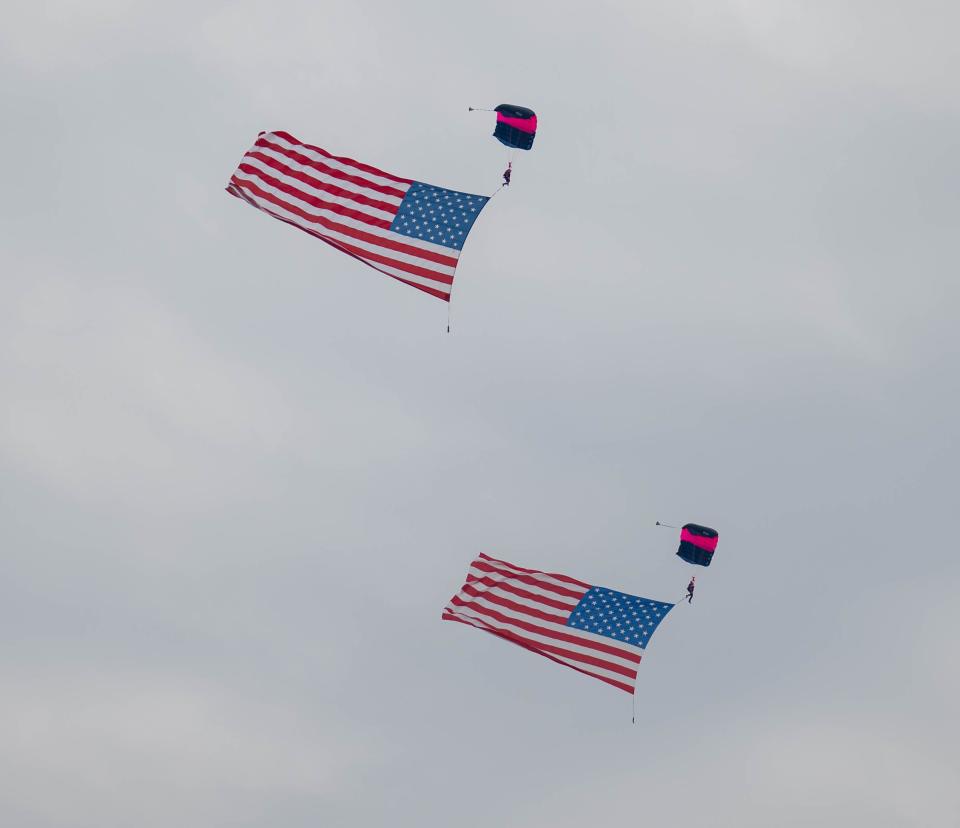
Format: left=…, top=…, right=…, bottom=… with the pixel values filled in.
left=496, top=113, right=538, bottom=134
left=680, top=528, right=718, bottom=552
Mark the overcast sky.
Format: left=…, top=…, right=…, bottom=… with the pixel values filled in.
left=2, top=1, right=959, bottom=826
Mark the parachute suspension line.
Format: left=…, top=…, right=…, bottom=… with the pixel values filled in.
left=655, top=521, right=680, bottom=529
left=447, top=300, right=452, bottom=334
left=632, top=691, right=636, bottom=725
left=467, top=106, right=496, bottom=112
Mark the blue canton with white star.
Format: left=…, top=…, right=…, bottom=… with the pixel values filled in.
left=389, top=182, right=489, bottom=251
left=566, top=587, right=674, bottom=648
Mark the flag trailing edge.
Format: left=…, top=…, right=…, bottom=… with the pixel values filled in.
left=443, top=553, right=674, bottom=695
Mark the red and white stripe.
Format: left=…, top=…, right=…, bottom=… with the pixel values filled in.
left=226, top=130, right=463, bottom=301
left=443, top=553, right=645, bottom=694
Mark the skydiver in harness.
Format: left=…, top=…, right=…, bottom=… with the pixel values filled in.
left=685, top=576, right=696, bottom=604
left=502, top=161, right=512, bottom=187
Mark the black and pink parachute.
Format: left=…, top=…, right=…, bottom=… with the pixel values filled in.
left=491, top=104, right=537, bottom=151
left=676, top=524, right=719, bottom=567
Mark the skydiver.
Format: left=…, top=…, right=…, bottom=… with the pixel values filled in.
left=685, top=576, right=695, bottom=604
left=502, top=162, right=512, bottom=187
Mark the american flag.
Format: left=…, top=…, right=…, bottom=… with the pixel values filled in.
left=443, top=554, right=674, bottom=694
left=226, top=131, right=490, bottom=301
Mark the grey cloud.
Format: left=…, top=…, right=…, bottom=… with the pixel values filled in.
left=2, top=1, right=958, bottom=826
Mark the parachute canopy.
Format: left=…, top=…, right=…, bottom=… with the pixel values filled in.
left=493, top=104, right=537, bottom=151
left=676, top=524, right=719, bottom=567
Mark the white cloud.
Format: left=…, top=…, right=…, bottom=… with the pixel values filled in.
left=2, top=2, right=958, bottom=825
left=0, top=254, right=448, bottom=514
left=1, top=0, right=161, bottom=73
left=508, top=713, right=960, bottom=827
left=0, top=265, right=305, bottom=507
left=727, top=1, right=960, bottom=108
left=0, top=668, right=382, bottom=827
